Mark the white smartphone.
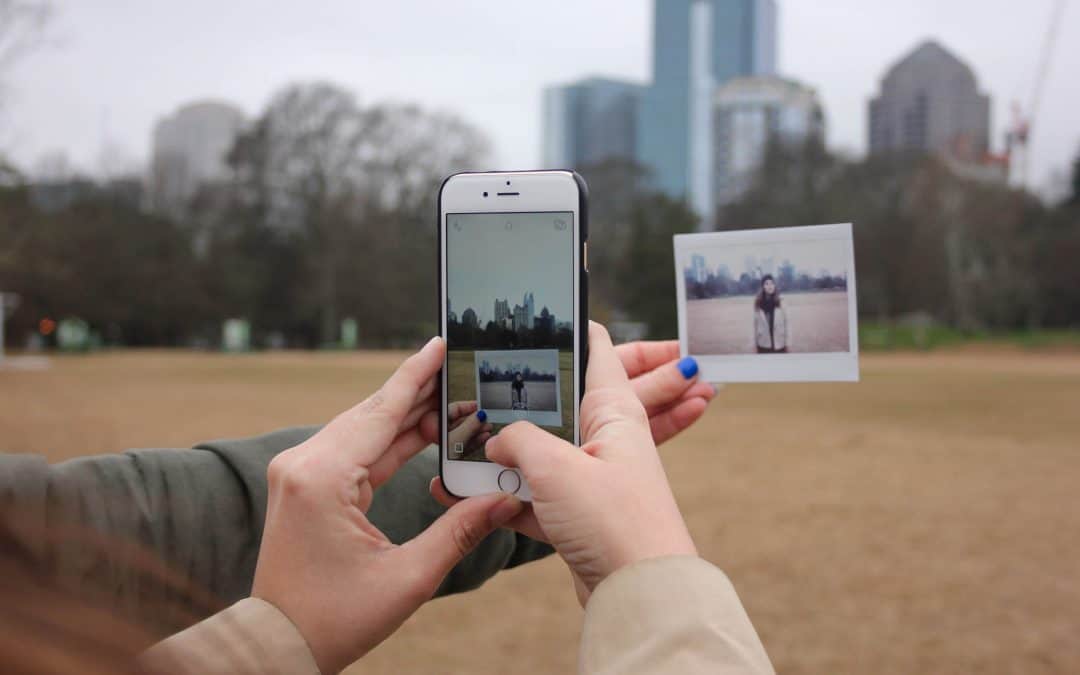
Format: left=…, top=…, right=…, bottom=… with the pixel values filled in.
left=438, top=170, right=588, bottom=500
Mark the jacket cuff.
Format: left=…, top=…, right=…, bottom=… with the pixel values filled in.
left=140, top=597, right=320, bottom=675
left=580, top=555, right=774, bottom=675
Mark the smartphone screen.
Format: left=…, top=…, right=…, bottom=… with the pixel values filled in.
left=445, top=211, right=576, bottom=462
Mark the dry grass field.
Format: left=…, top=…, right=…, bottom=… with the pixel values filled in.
left=688, top=291, right=850, bottom=354
left=2, top=347, right=1080, bottom=673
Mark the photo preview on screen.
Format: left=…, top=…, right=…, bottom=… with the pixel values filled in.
left=445, top=212, right=575, bottom=462
left=674, top=223, right=860, bottom=383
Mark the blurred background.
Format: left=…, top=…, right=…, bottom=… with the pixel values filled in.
left=1, top=1, right=1078, bottom=673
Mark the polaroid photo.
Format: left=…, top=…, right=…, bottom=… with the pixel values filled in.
left=674, top=223, right=859, bottom=383
left=473, top=349, right=563, bottom=426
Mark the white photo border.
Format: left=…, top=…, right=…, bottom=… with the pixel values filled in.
left=473, top=349, right=563, bottom=426
left=674, top=223, right=860, bottom=383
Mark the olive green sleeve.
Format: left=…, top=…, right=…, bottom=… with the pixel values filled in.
left=0, top=429, right=552, bottom=634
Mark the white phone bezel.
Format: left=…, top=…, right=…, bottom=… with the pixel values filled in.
left=439, top=171, right=582, bottom=500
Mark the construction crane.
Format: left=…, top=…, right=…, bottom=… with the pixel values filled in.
left=1006, top=0, right=1068, bottom=187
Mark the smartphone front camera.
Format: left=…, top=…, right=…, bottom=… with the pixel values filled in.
left=483, top=191, right=488, bottom=197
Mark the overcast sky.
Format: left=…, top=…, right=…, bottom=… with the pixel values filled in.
left=447, top=212, right=574, bottom=325
left=682, top=238, right=850, bottom=278
left=4, top=1, right=1078, bottom=196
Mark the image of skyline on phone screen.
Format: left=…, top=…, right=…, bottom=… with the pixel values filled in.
left=446, top=211, right=574, bottom=462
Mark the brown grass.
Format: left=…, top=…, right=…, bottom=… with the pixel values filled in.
left=2, top=348, right=1079, bottom=673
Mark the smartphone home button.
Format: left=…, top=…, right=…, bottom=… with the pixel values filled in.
left=497, top=469, right=521, bottom=494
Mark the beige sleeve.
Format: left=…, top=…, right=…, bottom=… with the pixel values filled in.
left=580, top=556, right=774, bottom=675
left=140, top=597, right=320, bottom=675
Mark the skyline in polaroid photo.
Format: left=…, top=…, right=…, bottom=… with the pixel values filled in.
left=674, top=223, right=860, bottom=383
left=473, top=349, right=563, bottom=426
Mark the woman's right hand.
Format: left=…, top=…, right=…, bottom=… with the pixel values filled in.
left=468, top=322, right=698, bottom=593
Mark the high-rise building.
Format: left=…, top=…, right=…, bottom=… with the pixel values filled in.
left=542, top=77, right=645, bottom=169
left=690, top=254, right=708, bottom=283
left=148, top=100, right=246, bottom=216
left=523, top=292, right=535, bottom=330
left=494, top=298, right=511, bottom=326
left=637, top=0, right=777, bottom=219
left=868, top=41, right=991, bottom=161
left=714, top=75, right=824, bottom=208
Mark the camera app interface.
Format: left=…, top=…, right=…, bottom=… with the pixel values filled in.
left=446, top=211, right=575, bottom=462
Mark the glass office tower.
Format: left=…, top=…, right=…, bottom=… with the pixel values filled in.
left=637, top=0, right=777, bottom=223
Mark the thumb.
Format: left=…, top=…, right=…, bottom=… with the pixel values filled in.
left=484, top=420, right=580, bottom=478
left=399, top=493, right=524, bottom=584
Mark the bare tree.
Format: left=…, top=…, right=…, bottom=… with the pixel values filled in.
left=0, top=1, right=52, bottom=91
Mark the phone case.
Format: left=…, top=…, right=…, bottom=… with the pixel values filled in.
left=437, top=170, right=589, bottom=494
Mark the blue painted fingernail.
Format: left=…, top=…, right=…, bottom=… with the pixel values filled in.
left=677, top=356, right=698, bottom=379
left=477, top=410, right=487, bottom=422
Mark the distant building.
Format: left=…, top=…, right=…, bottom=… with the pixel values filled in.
left=868, top=41, right=991, bottom=162
left=714, top=75, right=824, bottom=208
left=510, top=292, right=536, bottom=332
left=494, top=298, right=511, bottom=326
left=637, top=0, right=777, bottom=219
left=690, top=254, right=708, bottom=283
left=541, top=77, right=645, bottom=168
left=523, top=292, right=535, bottom=329
left=149, top=100, right=246, bottom=216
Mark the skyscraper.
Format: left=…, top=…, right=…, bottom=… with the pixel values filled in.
left=494, top=298, right=511, bottom=326
left=523, top=292, right=535, bottom=330
left=714, top=75, right=823, bottom=207
left=637, top=0, right=777, bottom=218
left=542, top=77, right=645, bottom=168
left=148, top=100, right=246, bottom=217
left=868, top=41, right=991, bottom=161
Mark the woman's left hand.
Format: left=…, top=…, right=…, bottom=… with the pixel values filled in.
left=614, top=340, right=719, bottom=445
left=251, top=337, right=524, bottom=675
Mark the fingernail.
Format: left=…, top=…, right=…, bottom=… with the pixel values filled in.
left=489, top=495, right=524, bottom=525
left=677, top=356, right=698, bottom=380
left=477, top=410, right=488, bottom=422
left=712, top=383, right=722, bottom=396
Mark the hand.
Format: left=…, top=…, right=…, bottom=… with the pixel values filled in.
left=251, top=338, right=524, bottom=675
left=446, top=400, right=493, bottom=459
left=615, top=340, right=719, bottom=445
left=436, top=323, right=697, bottom=601
left=430, top=338, right=715, bottom=542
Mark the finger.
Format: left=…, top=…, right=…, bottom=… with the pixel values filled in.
left=420, top=410, right=440, bottom=445
left=585, top=322, right=632, bottom=391
left=398, top=392, right=437, bottom=436
left=448, top=400, right=478, bottom=422
left=649, top=397, right=709, bottom=446
left=429, top=476, right=462, bottom=507
left=399, top=493, right=524, bottom=588
left=616, top=340, right=680, bottom=379
left=320, top=337, right=446, bottom=463
left=448, top=412, right=486, bottom=446
left=484, top=421, right=580, bottom=480
left=367, top=425, right=432, bottom=488
left=429, top=477, right=547, bottom=542
left=631, top=356, right=701, bottom=414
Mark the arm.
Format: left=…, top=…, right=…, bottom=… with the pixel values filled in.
left=0, top=431, right=549, bottom=635
left=580, top=556, right=774, bottom=675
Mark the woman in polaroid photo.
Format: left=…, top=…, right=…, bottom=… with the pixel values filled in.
left=511, top=372, right=529, bottom=410
left=754, top=274, right=789, bottom=353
